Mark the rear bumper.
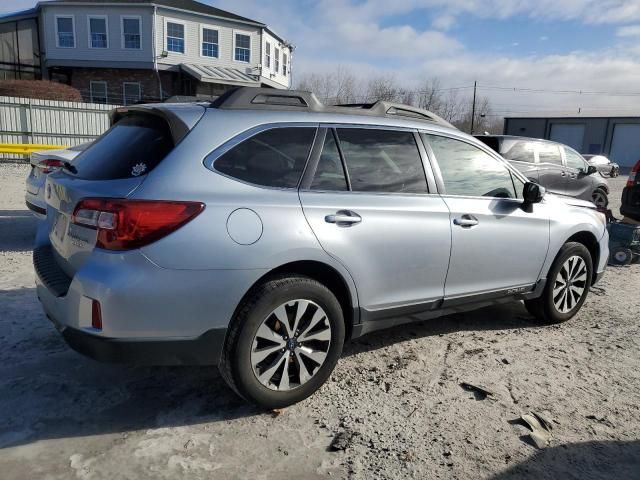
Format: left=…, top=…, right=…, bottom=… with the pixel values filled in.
left=52, top=319, right=226, bottom=366
left=34, top=235, right=265, bottom=365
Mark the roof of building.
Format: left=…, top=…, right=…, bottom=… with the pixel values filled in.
left=505, top=110, right=640, bottom=119
left=181, top=64, right=259, bottom=87
left=41, top=0, right=263, bottom=24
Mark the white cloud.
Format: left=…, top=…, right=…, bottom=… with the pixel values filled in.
left=334, top=22, right=462, bottom=58
left=540, top=36, right=549, bottom=41
left=617, top=25, right=640, bottom=37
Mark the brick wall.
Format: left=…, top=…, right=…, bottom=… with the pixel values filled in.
left=67, top=67, right=180, bottom=104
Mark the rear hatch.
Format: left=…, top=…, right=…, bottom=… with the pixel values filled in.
left=45, top=105, right=204, bottom=278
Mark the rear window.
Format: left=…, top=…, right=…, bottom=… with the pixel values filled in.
left=214, top=127, right=316, bottom=188
left=71, top=114, right=174, bottom=180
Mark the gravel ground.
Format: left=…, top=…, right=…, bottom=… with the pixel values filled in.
left=1, top=164, right=638, bottom=480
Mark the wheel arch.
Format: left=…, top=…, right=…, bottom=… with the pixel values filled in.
left=241, top=260, right=359, bottom=340
left=564, top=230, right=600, bottom=284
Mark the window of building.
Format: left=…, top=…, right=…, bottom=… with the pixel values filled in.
left=424, top=134, right=517, bottom=198
left=337, top=128, right=428, bottom=194
left=275, top=47, right=280, bottom=73
left=88, top=16, right=108, bottom=48
left=265, top=42, right=271, bottom=69
left=90, top=81, right=107, bottom=104
left=123, top=82, right=141, bottom=105
left=214, top=127, right=316, bottom=188
left=122, top=16, right=141, bottom=49
left=537, top=142, right=563, bottom=165
left=234, top=33, right=250, bottom=62
left=56, top=16, right=75, bottom=48
left=166, top=21, right=184, bottom=53
left=311, top=131, right=348, bottom=191
left=283, top=52, right=288, bottom=76
left=201, top=27, right=218, bottom=57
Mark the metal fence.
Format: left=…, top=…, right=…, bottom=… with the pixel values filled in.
left=0, top=96, right=119, bottom=162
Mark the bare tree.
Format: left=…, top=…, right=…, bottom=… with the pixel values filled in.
left=295, top=67, right=502, bottom=132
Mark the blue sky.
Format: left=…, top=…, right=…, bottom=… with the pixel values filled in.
left=3, top=0, right=640, bottom=115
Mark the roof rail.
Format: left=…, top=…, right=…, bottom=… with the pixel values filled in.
left=209, top=87, right=455, bottom=128
left=211, top=87, right=324, bottom=111
left=333, top=101, right=454, bottom=128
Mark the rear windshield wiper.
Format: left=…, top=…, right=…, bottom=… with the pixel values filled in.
left=62, top=161, right=77, bottom=174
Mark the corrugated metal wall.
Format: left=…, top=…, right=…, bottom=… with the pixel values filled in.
left=0, top=96, right=119, bottom=162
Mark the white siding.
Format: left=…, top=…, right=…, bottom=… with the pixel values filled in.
left=261, top=30, right=291, bottom=88
left=41, top=5, right=154, bottom=64
left=154, top=7, right=261, bottom=75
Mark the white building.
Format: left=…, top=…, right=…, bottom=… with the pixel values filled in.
left=0, top=0, right=293, bottom=103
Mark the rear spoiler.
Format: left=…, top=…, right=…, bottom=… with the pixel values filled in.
left=109, top=104, right=206, bottom=144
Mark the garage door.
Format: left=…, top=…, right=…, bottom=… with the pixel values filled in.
left=549, top=124, right=585, bottom=152
left=609, top=124, right=640, bottom=168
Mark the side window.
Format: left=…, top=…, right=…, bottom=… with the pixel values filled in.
left=336, top=128, right=428, bottom=194
left=424, top=134, right=517, bottom=199
left=500, top=140, right=536, bottom=163
left=565, top=148, right=588, bottom=171
left=537, top=143, right=563, bottom=165
left=310, top=131, right=348, bottom=191
left=214, top=127, right=316, bottom=188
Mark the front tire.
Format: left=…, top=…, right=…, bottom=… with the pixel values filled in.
left=219, top=275, right=345, bottom=408
left=524, top=242, right=593, bottom=324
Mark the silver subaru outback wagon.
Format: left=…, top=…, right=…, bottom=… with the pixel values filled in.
left=34, top=87, right=608, bottom=408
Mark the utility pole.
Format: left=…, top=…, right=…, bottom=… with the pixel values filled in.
left=470, top=80, right=477, bottom=134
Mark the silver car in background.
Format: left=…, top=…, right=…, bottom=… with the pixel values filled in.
left=584, top=154, right=620, bottom=178
left=25, top=143, right=90, bottom=218
left=34, top=88, right=608, bottom=408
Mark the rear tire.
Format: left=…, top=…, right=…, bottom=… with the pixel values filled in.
left=524, top=242, right=593, bottom=324
left=219, top=274, right=345, bottom=409
left=592, top=188, right=609, bottom=208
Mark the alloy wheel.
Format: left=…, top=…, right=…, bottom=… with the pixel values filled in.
left=552, top=255, right=588, bottom=313
left=250, top=299, right=332, bottom=391
left=592, top=191, right=607, bottom=208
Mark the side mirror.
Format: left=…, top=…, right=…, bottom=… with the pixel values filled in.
left=586, top=165, right=598, bottom=175
left=523, top=182, right=545, bottom=204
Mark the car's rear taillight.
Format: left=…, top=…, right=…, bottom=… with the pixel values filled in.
left=71, top=198, right=205, bottom=251
left=627, top=160, right=640, bottom=186
left=37, top=159, right=64, bottom=174
left=91, top=299, right=103, bottom=330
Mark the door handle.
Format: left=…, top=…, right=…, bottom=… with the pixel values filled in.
left=453, top=214, right=479, bottom=228
left=325, top=210, right=362, bottom=226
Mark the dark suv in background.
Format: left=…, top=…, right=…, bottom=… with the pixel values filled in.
left=476, top=135, right=609, bottom=208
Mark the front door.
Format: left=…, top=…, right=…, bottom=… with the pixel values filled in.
left=299, top=127, right=452, bottom=318
left=422, top=133, right=550, bottom=299
left=563, top=146, right=596, bottom=202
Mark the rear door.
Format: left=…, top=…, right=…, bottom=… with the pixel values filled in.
left=535, top=141, right=567, bottom=195
left=299, top=127, right=452, bottom=319
left=422, top=133, right=549, bottom=299
left=44, top=112, right=179, bottom=277
left=563, top=146, right=595, bottom=201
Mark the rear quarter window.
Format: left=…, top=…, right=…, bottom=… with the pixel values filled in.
left=213, top=127, right=316, bottom=188
left=71, top=114, right=174, bottom=180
